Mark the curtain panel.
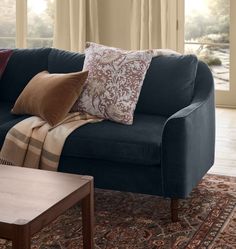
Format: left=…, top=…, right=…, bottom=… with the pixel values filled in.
left=130, top=0, right=178, bottom=50
left=53, top=0, right=99, bottom=52
left=12, top=0, right=178, bottom=51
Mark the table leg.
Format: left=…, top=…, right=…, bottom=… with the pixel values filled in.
left=82, top=180, right=94, bottom=249
left=12, top=224, right=30, bottom=249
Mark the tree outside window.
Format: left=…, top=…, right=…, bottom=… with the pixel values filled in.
left=0, top=0, right=54, bottom=49
left=185, top=0, right=230, bottom=91
left=0, top=0, right=16, bottom=48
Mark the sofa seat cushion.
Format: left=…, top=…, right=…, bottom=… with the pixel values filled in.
left=0, top=103, right=166, bottom=165
left=0, top=102, right=16, bottom=124
left=62, top=113, right=167, bottom=165
left=0, top=102, right=29, bottom=125
left=0, top=104, right=29, bottom=149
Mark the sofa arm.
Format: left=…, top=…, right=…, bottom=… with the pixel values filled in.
left=161, top=61, right=215, bottom=198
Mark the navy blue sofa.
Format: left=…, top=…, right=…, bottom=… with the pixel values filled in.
left=0, top=48, right=215, bottom=221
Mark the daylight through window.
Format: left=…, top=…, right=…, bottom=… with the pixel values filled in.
left=185, top=0, right=230, bottom=91
left=0, top=0, right=54, bottom=49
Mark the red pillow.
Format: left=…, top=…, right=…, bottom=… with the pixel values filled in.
left=0, top=49, right=13, bottom=79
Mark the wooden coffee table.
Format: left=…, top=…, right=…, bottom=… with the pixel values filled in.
left=0, top=165, right=94, bottom=249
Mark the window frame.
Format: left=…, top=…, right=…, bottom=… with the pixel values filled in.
left=177, top=0, right=236, bottom=107
left=0, top=0, right=54, bottom=49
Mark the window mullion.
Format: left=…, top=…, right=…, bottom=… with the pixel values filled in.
left=16, top=0, right=27, bottom=48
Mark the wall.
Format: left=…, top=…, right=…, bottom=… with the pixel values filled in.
left=98, top=0, right=132, bottom=49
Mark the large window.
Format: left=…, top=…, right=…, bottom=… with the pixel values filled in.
left=183, top=0, right=236, bottom=107
left=0, top=0, right=16, bottom=48
left=27, top=0, right=54, bottom=48
left=185, top=0, right=230, bottom=91
left=0, top=0, right=54, bottom=48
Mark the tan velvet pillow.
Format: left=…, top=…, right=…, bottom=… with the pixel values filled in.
left=11, top=70, right=88, bottom=126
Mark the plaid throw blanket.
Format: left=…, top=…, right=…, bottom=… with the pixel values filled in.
left=0, top=112, right=102, bottom=171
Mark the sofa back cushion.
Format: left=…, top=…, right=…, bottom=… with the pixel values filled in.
left=48, top=49, right=85, bottom=74
left=136, top=54, right=198, bottom=116
left=48, top=50, right=198, bottom=118
left=0, top=48, right=51, bottom=102
left=0, top=48, right=198, bottom=118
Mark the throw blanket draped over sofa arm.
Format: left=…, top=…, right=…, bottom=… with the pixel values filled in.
left=161, top=61, right=215, bottom=198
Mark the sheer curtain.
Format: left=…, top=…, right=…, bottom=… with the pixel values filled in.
left=53, top=0, right=99, bottom=52
left=130, top=0, right=178, bottom=50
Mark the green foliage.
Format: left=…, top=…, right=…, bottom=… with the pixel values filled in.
left=185, top=0, right=230, bottom=42
left=0, top=0, right=16, bottom=38
left=28, top=0, right=54, bottom=38
left=199, top=55, right=222, bottom=66
left=199, top=33, right=229, bottom=44
left=0, top=0, right=54, bottom=48
left=198, top=49, right=222, bottom=66
left=208, top=0, right=230, bottom=17
left=0, top=38, right=15, bottom=48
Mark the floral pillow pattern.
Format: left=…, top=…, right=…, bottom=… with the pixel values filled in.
left=75, top=42, right=153, bottom=125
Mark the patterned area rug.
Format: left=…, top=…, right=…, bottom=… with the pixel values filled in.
left=0, top=174, right=235, bottom=249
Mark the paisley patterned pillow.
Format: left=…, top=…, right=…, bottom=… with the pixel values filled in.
left=75, top=42, right=153, bottom=125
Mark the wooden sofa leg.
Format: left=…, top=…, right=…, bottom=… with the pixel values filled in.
left=171, top=198, right=179, bottom=222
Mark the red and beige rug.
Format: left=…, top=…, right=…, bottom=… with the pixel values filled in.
left=0, top=174, right=235, bottom=249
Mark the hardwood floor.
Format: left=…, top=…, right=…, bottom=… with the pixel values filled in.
left=208, top=107, right=236, bottom=176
